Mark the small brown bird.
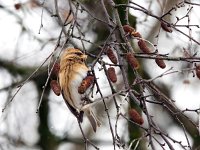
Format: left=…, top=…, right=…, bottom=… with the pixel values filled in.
left=58, top=48, right=100, bottom=132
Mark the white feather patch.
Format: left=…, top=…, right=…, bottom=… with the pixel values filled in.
left=69, top=67, right=88, bottom=109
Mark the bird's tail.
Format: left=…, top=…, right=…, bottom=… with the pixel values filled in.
left=82, top=105, right=101, bottom=132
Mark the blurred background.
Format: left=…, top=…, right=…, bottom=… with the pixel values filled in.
left=1, top=0, right=200, bottom=150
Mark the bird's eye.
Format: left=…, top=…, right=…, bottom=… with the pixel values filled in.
left=74, top=52, right=83, bottom=56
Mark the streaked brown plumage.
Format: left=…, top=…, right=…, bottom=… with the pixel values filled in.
left=59, top=48, right=100, bottom=132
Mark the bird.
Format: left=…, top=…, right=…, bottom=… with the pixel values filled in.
left=58, top=48, right=100, bottom=132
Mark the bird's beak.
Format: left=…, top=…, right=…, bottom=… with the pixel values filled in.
left=82, top=54, right=87, bottom=60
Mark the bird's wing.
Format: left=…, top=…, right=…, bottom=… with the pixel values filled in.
left=62, top=91, right=84, bottom=122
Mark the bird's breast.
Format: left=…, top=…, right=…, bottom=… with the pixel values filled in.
left=67, top=64, right=89, bottom=109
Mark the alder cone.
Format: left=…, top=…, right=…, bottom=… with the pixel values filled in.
left=131, top=31, right=142, bottom=38
left=138, top=39, right=151, bottom=53
left=123, top=25, right=135, bottom=34
left=78, top=75, right=94, bottom=94
left=161, top=21, right=173, bottom=33
left=183, top=80, right=190, bottom=84
left=107, top=67, right=117, bottom=83
left=155, top=55, right=166, bottom=69
left=51, top=62, right=60, bottom=78
left=50, top=80, right=61, bottom=96
left=14, top=3, right=22, bottom=10
left=195, top=65, right=200, bottom=79
left=129, top=109, right=144, bottom=125
left=106, top=48, right=118, bottom=64
left=126, top=52, right=139, bottom=70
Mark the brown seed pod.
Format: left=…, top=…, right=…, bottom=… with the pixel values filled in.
left=138, top=39, right=151, bottom=53
left=183, top=80, right=190, bottom=84
left=126, top=52, right=139, bottom=70
left=51, top=62, right=60, bottom=78
left=161, top=21, right=173, bottom=33
left=131, top=31, right=142, bottom=38
left=50, top=80, right=61, bottom=96
left=107, top=67, right=117, bottom=83
left=106, top=48, right=118, bottom=64
left=129, top=109, right=144, bottom=125
left=123, top=25, right=135, bottom=34
left=155, top=55, right=166, bottom=69
left=14, top=3, right=22, bottom=10
left=78, top=75, right=94, bottom=94
left=195, top=65, right=200, bottom=79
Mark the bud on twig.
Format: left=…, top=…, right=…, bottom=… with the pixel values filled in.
left=106, top=48, right=118, bottom=64
left=107, top=67, right=117, bottom=83
left=126, top=52, right=139, bottom=70
left=161, top=21, right=173, bottom=33
left=138, top=39, right=151, bottom=53
left=195, top=65, right=200, bottom=79
left=50, top=80, right=61, bottom=96
left=78, top=75, right=94, bottom=94
left=129, top=109, right=144, bottom=125
left=155, top=55, right=166, bottom=69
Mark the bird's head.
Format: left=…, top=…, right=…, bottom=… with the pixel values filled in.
left=61, top=48, right=87, bottom=62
